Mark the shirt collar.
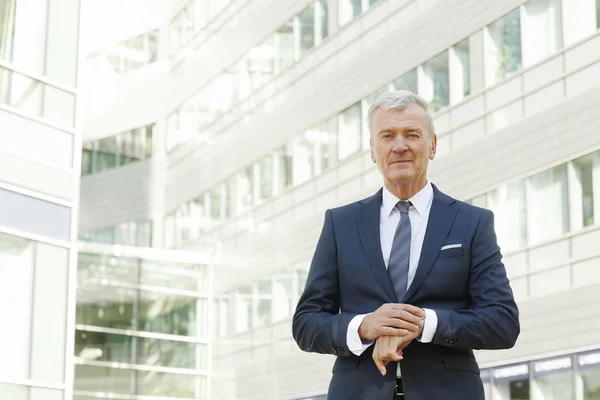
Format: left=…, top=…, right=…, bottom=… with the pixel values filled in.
left=382, top=181, right=433, bottom=217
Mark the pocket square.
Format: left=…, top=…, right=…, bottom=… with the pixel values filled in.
left=441, top=244, right=462, bottom=251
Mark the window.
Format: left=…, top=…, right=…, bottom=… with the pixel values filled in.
left=421, top=51, right=450, bottom=112
left=237, top=166, right=255, bottom=214
left=298, top=5, right=316, bottom=56
left=316, top=0, right=329, bottom=44
left=339, top=0, right=362, bottom=26
left=581, top=368, right=600, bottom=399
left=526, top=164, right=569, bottom=245
left=487, top=181, right=528, bottom=252
left=449, top=38, right=470, bottom=103
left=96, top=136, right=117, bottom=172
left=0, top=233, right=69, bottom=384
left=289, top=135, right=314, bottom=186
left=393, top=69, right=418, bottom=93
left=484, top=8, right=522, bottom=86
left=0, top=0, right=16, bottom=64
left=276, top=20, right=294, bottom=72
left=259, top=155, right=275, bottom=201
left=338, top=102, right=362, bottom=160
left=521, top=0, right=563, bottom=67
left=572, top=152, right=599, bottom=229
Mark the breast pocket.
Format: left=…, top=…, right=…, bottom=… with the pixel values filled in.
left=439, top=245, right=464, bottom=258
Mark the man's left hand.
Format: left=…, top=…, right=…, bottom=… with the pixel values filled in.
left=372, top=314, right=424, bottom=375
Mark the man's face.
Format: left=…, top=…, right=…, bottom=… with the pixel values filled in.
left=369, top=104, right=437, bottom=188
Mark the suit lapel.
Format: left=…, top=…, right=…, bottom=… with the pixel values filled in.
left=355, top=189, right=398, bottom=303
left=402, top=185, right=458, bottom=303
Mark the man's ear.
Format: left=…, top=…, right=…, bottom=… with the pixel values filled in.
left=429, top=134, right=437, bottom=160
left=370, top=139, right=376, bottom=163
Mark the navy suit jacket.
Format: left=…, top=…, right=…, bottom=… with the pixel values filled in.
left=292, top=184, right=520, bottom=400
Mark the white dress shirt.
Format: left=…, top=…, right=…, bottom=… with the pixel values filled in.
left=346, top=182, right=438, bottom=375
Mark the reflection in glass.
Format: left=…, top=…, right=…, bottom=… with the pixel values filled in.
left=299, top=5, right=315, bottom=56
left=521, top=0, right=563, bottom=67
left=76, top=284, right=136, bottom=330
left=75, top=330, right=132, bottom=364
left=338, top=102, right=362, bottom=160
left=234, top=286, right=252, bottom=333
left=96, top=136, right=117, bottom=172
left=139, top=291, right=198, bottom=337
left=137, top=337, right=206, bottom=370
left=237, top=166, right=255, bottom=214
left=581, top=368, right=600, bottom=399
left=450, top=38, right=470, bottom=103
left=74, top=365, right=133, bottom=394
left=0, top=0, right=17, bottom=63
left=317, top=0, right=329, bottom=43
left=259, top=155, right=275, bottom=201
left=535, top=371, right=574, bottom=399
left=276, top=20, right=295, bottom=72
left=484, top=8, right=522, bottom=86
left=137, top=371, right=204, bottom=399
left=572, top=152, right=597, bottom=228
left=487, top=181, right=528, bottom=252
left=339, top=0, right=362, bottom=26
left=393, top=69, right=418, bottom=93
left=422, top=51, right=450, bottom=112
left=526, top=165, right=569, bottom=245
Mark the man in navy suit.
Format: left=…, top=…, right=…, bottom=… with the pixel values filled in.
left=292, top=90, right=520, bottom=399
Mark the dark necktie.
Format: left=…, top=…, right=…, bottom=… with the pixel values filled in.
left=388, top=201, right=411, bottom=301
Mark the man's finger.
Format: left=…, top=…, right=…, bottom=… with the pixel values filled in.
left=387, top=310, right=424, bottom=326
left=383, top=317, right=420, bottom=332
left=378, top=327, right=409, bottom=337
left=383, top=304, right=424, bottom=317
left=374, top=357, right=387, bottom=375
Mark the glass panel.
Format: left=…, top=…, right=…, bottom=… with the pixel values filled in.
left=393, top=68, right=418, bottom=92
left=237, top=166, right=255, bottom=214
left=31, top=242, right=69, bottom=382
left=0, top=66, right=76, bottom=127
left=137, top=337, right=207, bottom=370
left=534, top=371, right=574, bottom=399
left=74, top=365, right=133, bottom=394
left=276, top=21, right=294, bottom=72
left=0, top=233, right=34, bottom=380
left=137, top=372, right=204, bottom=399
left=309, top=123, right=333, bottom=174
left=0, top=383, right=27, bottom=400
left=0, top=0, right=18, bottom=64
left=234, top=286, right=252, bottom=333
left=581, top=368, right=600, bottom=399
left=561, top=0, right=597, bottom=46
left=289, top=134, right=315, bottom=186
left=255, top=278, right=272, bottom=328
left=318, top=0, right=329, bottom=41
left=450, top=38, right=470, bottom=103
left=139, top=291, right=199, bottom=337
left=422, top=50, right=450, bottom=112
left=272, top=270, right=294, bottom=322
left=81, top=148, right=92, bottom=175
left=526, top=164, right=569, bottom=244
left=487, top=181, right=528, bottom=252
left=96, top=136, right=117, bottom=172
left=209, top=187, right=221, bottom=224
left=76, top=283, right=136, bottom=330
left=140, top=261, right=208, bottom=292
left=338, top=102, right=362, bottom=160
left=145, top=124, right=154, bottom=157
left=484, top=8, right=522, bottom=86
left=75, top=329, right=132, bottom=364
left=299, top=5, right=315, bottom=56
left=339, top=0, right=362, bottom=26
left=573, top=153, right=597, bottom=227
left=259, top=155, right=275, bottom=201
left=521, top=0, right=563, bottom=67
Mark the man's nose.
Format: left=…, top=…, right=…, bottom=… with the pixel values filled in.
left=392, top=138, right=409, bottom=152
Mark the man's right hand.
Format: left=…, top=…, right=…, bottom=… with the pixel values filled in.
left=358, top=303, right=424, bottom=341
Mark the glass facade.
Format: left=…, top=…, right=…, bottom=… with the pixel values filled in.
left=74, top=250, right=211, bottom=400
left=163, top=0, right=600, bottom=249
left=481, top=348, right=600, bottom=400
left=81, top=124, right=154, bottom=175
left=467, top=150, right=600, bottom=253
left=166, top=0, right=330, bottom=151
left=79, top=220, right=152, bottom=247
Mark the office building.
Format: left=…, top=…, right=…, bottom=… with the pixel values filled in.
left=77, top=0, right=600, bottom=399
left=0, top=0, right=82, bottom=399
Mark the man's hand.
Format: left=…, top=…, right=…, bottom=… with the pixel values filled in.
left=372, top=336, right=405, bottom=375
left=358, top=304, right=424, bottom=341
left=373, top=325, right=422, bottom=375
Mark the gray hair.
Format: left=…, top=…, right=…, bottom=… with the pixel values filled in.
left=367, top=90, right=435, bottom=138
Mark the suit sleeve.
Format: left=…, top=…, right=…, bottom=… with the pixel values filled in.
left=432, top=209, right=520, bottom=350
left=292, top=209, right=359, bottom=356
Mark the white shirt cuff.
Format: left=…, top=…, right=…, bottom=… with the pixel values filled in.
left=418, top=308, right=438, bottom=343
left=346, top=314, right=374, bottom=356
